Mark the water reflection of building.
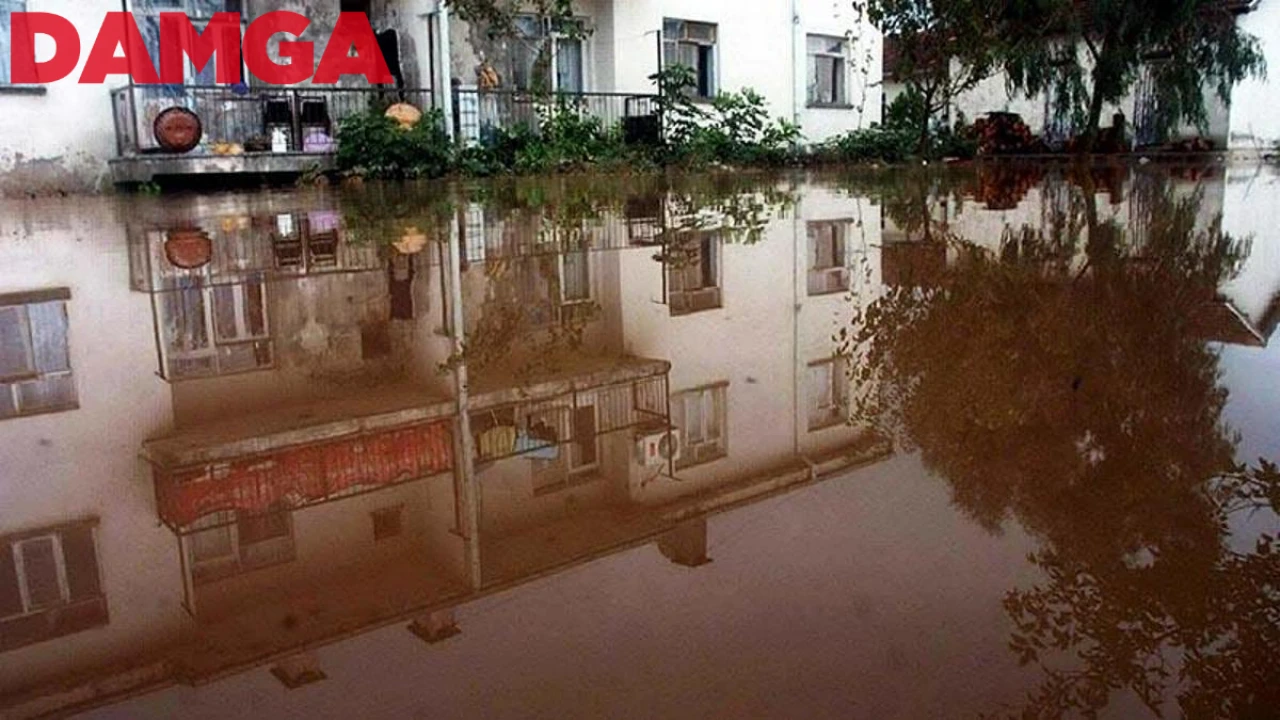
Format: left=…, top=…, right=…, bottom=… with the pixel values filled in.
left=0, top=180, right=889, bottom=717
left=878, top=164, right=1277, bottom=347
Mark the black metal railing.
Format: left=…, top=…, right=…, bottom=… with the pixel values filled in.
left=112, top=85, right=438, bottom=157
left=452, top=89, right=661, bottom=146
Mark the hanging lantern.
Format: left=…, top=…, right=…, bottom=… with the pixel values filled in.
left=385, top=103, right=423, bottom=130
left=164, top=227, right=213, bottom=269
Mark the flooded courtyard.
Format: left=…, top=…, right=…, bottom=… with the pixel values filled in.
left=1, top=163, right=1278, bottom=719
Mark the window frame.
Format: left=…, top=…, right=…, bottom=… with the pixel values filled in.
left=0, top=0, right=29, bottom=88
left=806, top=220, right=852, bottom=296
left=807, top=357, right=850, bottom=431
left=512, top=13, right=590, bottom=94
left=662, top=18, right=719, bottom=100
left=671, top=382, right=728, bottom=469
left=186, top=509, right=295, bottom=585
left=0, top=288, right=78, bottom=420
left=667, top=233, right=724, bottom=316
left=806, top=34, right=850, bottom=108
left=0, top=518, right=108, bottom=652
left=155, top=277, right=273, bottom=380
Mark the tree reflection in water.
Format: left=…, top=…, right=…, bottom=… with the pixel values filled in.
left=841, top=168, right=1280, bottom=719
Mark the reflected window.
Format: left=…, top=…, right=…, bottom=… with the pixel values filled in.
left=0, top=289, right=78, bottom=420
left=159, top=280, right=272, bottom=379
left=807, top=357, right=849, bottom=431
left=1, top=520, right=107, bottom=652
left=569, top=404, right=599, bottom=474
left=663, top=19, right=717, bottom=99
left=371, top=506, right=404, bottom=542
left=668, top=234, right=723, bottom=316
left=807, top=35, right=848, bottom=106
left=807, top=221, right=851, bottom=295
left=671, top=383, right=727, bottom=469
left=186, top=510, right=295, bottom=585
left=560, top=249, right=592, bottom=303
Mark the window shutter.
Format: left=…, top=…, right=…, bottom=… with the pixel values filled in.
left=61, top=525, right=102, bottom=602
left=0, top=545, right=22, bottom=618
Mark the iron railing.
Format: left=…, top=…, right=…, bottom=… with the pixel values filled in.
left=112, top=85, right=438, bottom=156
left=452, top=89, right=661, bottom=146
left=471, top=371, right=670, bottom=465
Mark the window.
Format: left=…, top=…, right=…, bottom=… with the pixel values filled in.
left=667, top=234, right=723, bottom=315
left=807, top=221, right=850, bottom=295
left=0, top=289, right=77, bottom=420
left=663, top=19, right=717, bottom=99
left=671, top=384, right=727, bottom=469
left=0, top=0, right=25, bottom=85
left=807, top=35, right=849, bottom=106
left=808, top=357, right=849, bottom=430
left=560, top=249, right=591, bottom=303
left=158, top=278, right=272, bottom=380
left=513, top=15, right=586, bottom=93
left=1, top=520, right=107, bottom=652
left=568, top=404, right=599, bottom=474
left=137, top=1, right=246, bottom=88
left=371, top=506, right=404, bottom=542
left=186, top=510, right=295, bottom=585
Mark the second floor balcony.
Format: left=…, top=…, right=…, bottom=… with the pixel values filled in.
left=109, top=85, right=439, bottom=184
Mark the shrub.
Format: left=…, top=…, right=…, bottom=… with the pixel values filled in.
left=335, top=108, right=452, bottom=179
left=816, top=126, right=916, bottom=164
left=650, top=67, right=803, bottom=167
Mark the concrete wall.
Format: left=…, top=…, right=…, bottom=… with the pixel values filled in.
left=0, top=198, right=181, bottom=693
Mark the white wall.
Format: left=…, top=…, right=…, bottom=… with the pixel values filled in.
left=0, top=2, right=125, bottom=196
left=607, top=0, right=881, bottom=142
left=613, top=184, right=878, bottom=506
left=0, top=198, right=181, bottom=693
left=794, top=0, right=882, bottom=141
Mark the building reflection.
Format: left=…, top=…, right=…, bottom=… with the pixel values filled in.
left=2, top=166, right=1278, bottom=718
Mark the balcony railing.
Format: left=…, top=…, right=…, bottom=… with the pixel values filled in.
left=112, top=85, right=438, bottom=157
left=471, top=371, right=670, bottom=465
left=452, top=89, right=662, bottom=147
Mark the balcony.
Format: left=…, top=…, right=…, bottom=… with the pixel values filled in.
left=452, top=89, right=662, bottom=147
left=109, top=85, right=438, bottom=184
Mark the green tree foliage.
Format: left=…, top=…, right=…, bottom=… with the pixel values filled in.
left=992, top=0, right=1266, bottom=148
left=859, top=0, right=995, bottom=154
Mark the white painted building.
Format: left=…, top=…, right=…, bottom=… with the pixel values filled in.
left=0, top=0, right=881, bottom=195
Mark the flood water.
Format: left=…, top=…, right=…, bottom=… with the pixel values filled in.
left=1, top=163, right=1278, bottom=720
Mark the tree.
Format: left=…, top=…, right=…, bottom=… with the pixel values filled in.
left=992, top=0, right=1266, bottom=150
left=840, top=169, right=1275, bottom=718
left=861, top=0, right=996, bottom=154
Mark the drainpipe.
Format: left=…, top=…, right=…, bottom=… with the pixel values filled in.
left=790, top=0, right=802, bottom=131
left=445, top=217, right=481, bottom=590
left=437, top=2, right=456, bottom=140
